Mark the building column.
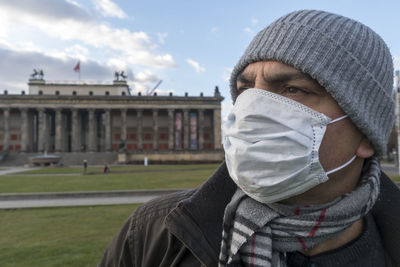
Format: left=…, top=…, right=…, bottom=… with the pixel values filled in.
left=183, top=109, right=189, bottom=149
left=136, top=109, right=143, bottom=150
left=168, top=109, right=174, bottom=150
left=120, top=108, right=127, bottom=151
left=71, top=108, right=80, bottom=152
left=198, top=109, right=204, bottom=150
left=152, top=109, right=158, bottom=150
left=105, top=109, right=112, bottom=152
left=213, top=108, right=222, bottom=149
left=3, top=108, right=10, bottom=152
left=88, top=109, right=96, bottom=152
left=37, top=108, right=46, bottom=153
left=45, top=112, right=52, bottom=152
left=19, top=108, right=29, bottom=152
left=55, top=108, right=63, bottom=152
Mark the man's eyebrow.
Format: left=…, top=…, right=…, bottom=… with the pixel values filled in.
left=237, top=71, right=317, bottom=85
left=263, top=72, right=315, bottom=84
left=237, top=72, right=255, bottom=83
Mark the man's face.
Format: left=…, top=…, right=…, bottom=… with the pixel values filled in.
left=236, top=61, right=372, bottom=203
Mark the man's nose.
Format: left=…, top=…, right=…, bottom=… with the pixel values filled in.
left=254, top=81, right=270, bottom=92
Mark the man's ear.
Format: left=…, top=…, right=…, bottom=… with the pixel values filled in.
left=356, top=137, right=375, bottom=158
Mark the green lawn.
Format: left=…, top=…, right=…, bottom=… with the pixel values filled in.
left=0, top=204, right=139, bottom=267
left=17, top=164, right=218, bottom=175
left=0, top=164, right=221, bottom=266
left=0, top=164, right=219, bottom=193
left=390, top=175, right=400, bottom=182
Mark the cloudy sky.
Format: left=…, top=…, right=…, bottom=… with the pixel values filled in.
left=1, top=0, right=400, bottom=118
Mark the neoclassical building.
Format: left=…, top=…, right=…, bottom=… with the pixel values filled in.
left=0, top=75, right=224, bottom=165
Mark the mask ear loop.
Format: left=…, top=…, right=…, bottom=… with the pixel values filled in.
left=329, top=114, right=348, bottom=124
left=326, top=155, right=357, bottom=175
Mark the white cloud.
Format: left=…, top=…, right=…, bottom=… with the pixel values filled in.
left=64, top=44, right=89, bottom=60
left=251, top=18, right=259, bottom=26
left=0, top=0, right=93, bottom=22
left=0, top=2, right=175, bottom=69
left=211, top=26, right=220, bottom=33
left=107, top=58, right=128, bottom=70
left=186, top=59, right=205, bottom=73
left=244, top=27, right=254, bottom=35
left=93, top=0, right=127, bottom=19
left=0, top=45, right=117, bottom=93
left=157, top=32, right=168, bottom=44
left=0, top=0, right=176, bottom=95
left=135, top=70, right=160, bottom=83
left=0, top=39, right=42, bottom=54
left=130, top=70, right=163, bottom=95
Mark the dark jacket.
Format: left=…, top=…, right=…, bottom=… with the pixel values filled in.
left=99, top=163, right=400, bottom=267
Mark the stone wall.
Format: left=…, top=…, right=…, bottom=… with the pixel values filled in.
left=120, top=150, right=224, bottom=164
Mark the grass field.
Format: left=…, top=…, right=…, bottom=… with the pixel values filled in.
left=0, top=163, right=398, bottom=267
left=17, top=164, right=218, bottom=175
left=0, top=164, right=219, bottom=193
left=0, top=204, right=139, bottom=267
left=0, top=164, right=220, bottom=265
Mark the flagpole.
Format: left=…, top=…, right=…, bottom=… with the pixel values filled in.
left=74, top=61, right=81, bottom=81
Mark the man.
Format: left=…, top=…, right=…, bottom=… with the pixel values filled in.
left=99, top=10, right=400, bottom=266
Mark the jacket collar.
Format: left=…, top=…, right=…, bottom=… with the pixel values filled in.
left=165, top=162, right=236, bottom=266
left=165, top=162, right=400, bottom=266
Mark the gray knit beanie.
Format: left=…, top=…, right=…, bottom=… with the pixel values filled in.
left=230, top=10, right=394, bottom=156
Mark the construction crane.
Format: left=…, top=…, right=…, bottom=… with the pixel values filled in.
left=147, top=80, right=162, bottom=96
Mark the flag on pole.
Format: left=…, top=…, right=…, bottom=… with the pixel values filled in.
left=74, top=61, right=81, bottom=80
left=74, top=61, right=80, bottom=72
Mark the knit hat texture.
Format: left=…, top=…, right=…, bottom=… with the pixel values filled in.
left=230, top=10, right=394, bottom=155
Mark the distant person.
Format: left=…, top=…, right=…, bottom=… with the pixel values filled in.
left=102, top=165, right=109, bottom=174
left=83, top=160, right=87, bottom=173
left=99, top=10, right=400, bottom=266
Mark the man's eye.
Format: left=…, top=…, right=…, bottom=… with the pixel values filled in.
left=237, top=86, right=249, bottom=93
left=285, top=86, right=308, bottom=94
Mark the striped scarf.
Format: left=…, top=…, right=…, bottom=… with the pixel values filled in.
left=218, top=157, right=381, bottom=267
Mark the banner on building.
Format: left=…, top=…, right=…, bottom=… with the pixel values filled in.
left=189, top=112, right=198, bottom=149
left=175, top=112, right=182, bottom=149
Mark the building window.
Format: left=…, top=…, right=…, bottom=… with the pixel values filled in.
left=89, top=91, right=93, bottom=96
left=105, top=91, right=110, bottom=96
left=55, top=91, right=60, bottom=95
left=72, top=91, right=77, bottom=95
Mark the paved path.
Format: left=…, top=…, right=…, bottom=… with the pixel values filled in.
left=381, top=163, right=399, bottom=176
left=0, top=189, right=183, bottom=209
left=0, top=166, right=40, bottom=176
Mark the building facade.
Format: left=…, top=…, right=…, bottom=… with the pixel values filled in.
left=0, top=76, right=224, bottom=164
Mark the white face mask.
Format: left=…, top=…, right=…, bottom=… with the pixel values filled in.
left=223, top=88, right=356, bottom=204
